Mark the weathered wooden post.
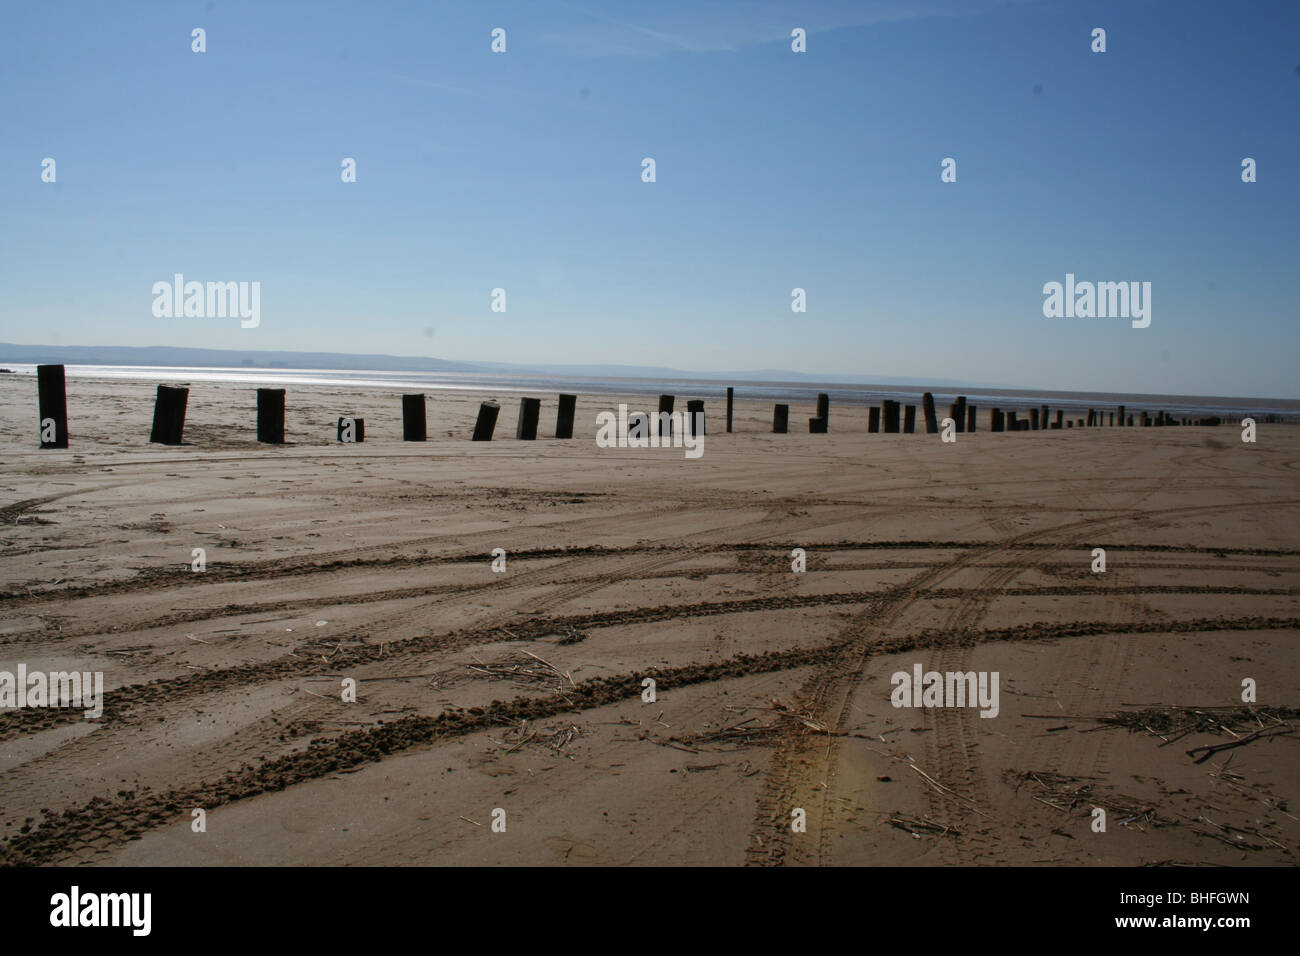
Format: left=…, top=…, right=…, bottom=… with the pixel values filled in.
left=472, top=401, right=500, bottom=441
left=922, top=392, right=939, bottom=433
left=555, top=394, right=577, bottom=439
left=658, top=395, right=675, bottom=439
left=149, top=384, right=189, bottom=445
left=773, top=404, right=789, bottom=433
left=628, top=412, right=649, bottom=440
left=402, top=394, right=426, bottom=441
left=336, top=417, right=364, bottom=442
left=1054, top=410, right=1064, bottom=429
left=809, top=417, right=827, bottom=434
left=903, top=405, right=916, bottom=433
left=1086, top=409, right=1095, bottom=427
left=516, top=397, right=541, bottom=440
left=953, top=396, right=967, bottom=433
left=1109, top=412, right=1114, bottom=426
left=966, top=404, right=976, bottom=433
left=1007, top=411, right=1019, bottom=431
left=257, top=388, right=285, bottom=444
left=868, top=406, right=880, bottom=433
left=883, top=400, right=900, bottom=433
left=816, top=392, right=829, bottom=425
left=991, top=408, right=1003, bottom=432
left=726, top=387, right=734, bottom=433
left=687, top=399, right=705, bottom=436
left=36, top=364, right=68, bottom=448
left=1117, top=404, right=1125, bottom=427
left=1040, top=405, right=1048, bottom=431
left=1030, top=408, right=1040, bottom=430
left=1127, top=415, right=1134, bottom=426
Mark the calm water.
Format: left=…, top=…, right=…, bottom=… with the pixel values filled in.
left=2, top=364, right=1295, bottom=420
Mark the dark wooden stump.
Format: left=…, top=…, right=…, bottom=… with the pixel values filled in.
left=922, top=392, right=939, bottom=433
left=868, top=407, right=880, bottom=433
left=809, top=417, right=827, bottom=434
left=726, top=387, right=734, bottom=433
left=658, top=395, right=675, bottom=438
left=402, top=394, right=426, bottom=441
left=473, top=402, right=500, bottom=441
left=336, top=417, right=364, bottom=442
left=903, top=405, right=916, bottom=433
left=883, top=400, right=900, bottom=433
left=686, top=399, right=705, bottom=436
left=966, top=404, right=976, bottom=433
left=773, top=404, right=788, bottom=433
left=257, top=388, right=285, bottom=444
left=150, top=384, right=189, bottom=445
left=37, top=364, right=68, bottom=448
left=516, top=397, right=541, bottom=440
left=555, top=394, right=577, bottom=439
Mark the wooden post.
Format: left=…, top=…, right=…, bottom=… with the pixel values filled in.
left=991, top=408, right=1003, bottom=432
left=953, top=396, right=967, bottom=433
left=687, top=399, right=705, bottom=436
left=402, top=394, right=426, bottom=441
left=257, top=388, right=285, bottom=444
left=966, top=404, right=976, bottom=433
left=336, top=417, right=364, bottom=442
left=816, top=392, right=829, bottom=425
left=1040, top=405, right=1048, bottom=431
left=1030, top=408, right=1040, bottom=430
left=903, top=405, right=916, bottom=433
left=36, top=364, right=68, bottom=448
left=868, top=407, right=880, bottom=433
left=726, top=387, right=734, bottom=433
left=515, top=397, right=540, bottom=440
left=1127, top=415, right=1134, bottom=426
left=473, top=401, right=500, bottom=441
left=922, top=392, right=939, bottom=433
left=555, top=394, right=577, bottom=439
left=809, top=417, right=827, bottom=434
left=883, top=400, right=900, bottom=433
left=1109, top=412, right=1114, bottom=426
left=772, top=404, right=789, bottom=433
left=658, top=395, right=675, bottom=439
left=1117, top=404, right=1125, bottom=427
left=1007, top=411, right=1019, bottom=431
left=1054, top=410, right=1063, bottom=429
left=149, top=384, right=189, bottom=445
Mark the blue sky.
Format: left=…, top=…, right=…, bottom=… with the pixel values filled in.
left=1, top=0, right=1296, bottom=396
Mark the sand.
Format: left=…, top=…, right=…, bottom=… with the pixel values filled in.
left=0, top=373, right=1296, bottom=866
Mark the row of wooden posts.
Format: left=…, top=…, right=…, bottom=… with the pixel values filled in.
left=33, top=365, right=723, bottom=447
left=772, top=391, right=1230, bottom=435
left=32, top=364, right=1238, bottom=449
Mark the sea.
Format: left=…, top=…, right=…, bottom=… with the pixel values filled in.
left=0, top=364, right=1295, bottom=421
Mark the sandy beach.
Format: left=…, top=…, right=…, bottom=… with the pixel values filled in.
left=0, top=373, right=1296, bottom=867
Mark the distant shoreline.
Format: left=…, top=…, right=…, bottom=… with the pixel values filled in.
left=0, top=362, right=1294, bottom=421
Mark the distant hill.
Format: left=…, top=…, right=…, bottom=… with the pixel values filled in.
left=0, top=344, right=479, bottom=373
